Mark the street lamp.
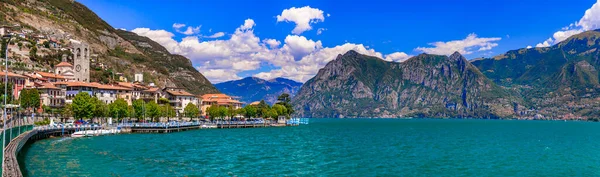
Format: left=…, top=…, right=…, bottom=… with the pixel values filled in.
left=2, top=34, right=12, bottom=175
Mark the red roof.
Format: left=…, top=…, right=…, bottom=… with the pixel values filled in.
left=36, top=72, right=66, bottom=79
left=166, top=90, right=194, bottom=96
left=55, top=62, right=73, bottom=67
left=0, top=71, right=26, bottom=78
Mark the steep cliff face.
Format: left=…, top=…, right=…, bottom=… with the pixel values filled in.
left=0, top=0, right=218, bottom=94
left=292, top=50, right=521, bottom=118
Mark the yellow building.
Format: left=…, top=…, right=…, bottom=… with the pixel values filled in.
left=200, top=94, right=243, bottom=116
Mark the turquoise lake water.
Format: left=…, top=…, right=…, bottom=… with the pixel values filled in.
left=20, top=119, right=600, bottom=176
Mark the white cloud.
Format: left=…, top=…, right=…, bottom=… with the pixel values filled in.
left=282, top=35, right=323, bottom=60
left=255, top=43, right=383, bottom=82
left=198, top=69, right=242, bottom=83
left=241, top=19, right=255, bottom=30
left=317, top=28, right=327, bottom=35
left=526, top=45, right=533, bottom=49
left=535, top=1, right=600, bottom=47
left=384, top=52, right=412, bottom=62
left=263, top=39, right=281, bottom=49
left=130, top=28, right=179, bottom=52
left=206, top=32, right=225, bottom=38
left=180, top=26, right=201, bottom=35
left=276, top=6, right=326, bottom=35
left=172, top=23, right=186, bottom=29
left=414, top=33, right=501, bottom=55
left=133, top=19, right=405, bottom=83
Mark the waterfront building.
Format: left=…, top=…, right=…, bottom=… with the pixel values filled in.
left=0, top=70, right=27, bottom=99
left=36, top=82, right=65, bottom=108
left=34, top=71, right=68, bottom=82
left=59, top=81, right=96, bottom=104
left=199, top=94, right=243, bottom=116
left=117, top=82, right=147, bottom=100
left=93, top=83, right=131, bottom=104
left=163, top=87, right=198, bottom=116
left=141, top=87, right=160, bottom=103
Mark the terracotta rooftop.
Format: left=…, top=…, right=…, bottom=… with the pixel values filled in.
left=201, top=93, right=231, bottom=100
left=0, top=71, right=26, bottom=78
left=249, top=101, right=260, bottom=105
left=36, top=83, right=59, bottom=90
left=143, top=87, right=160, bottom=92
left=55, top=62, right=73, bottom=67
left=52, top=81, right=132, bottom=91
left=201, top=93, right=242, bottom=104
left=166, top=90, right=194, bottom=96
left=36, top=71, right=66, bottom=79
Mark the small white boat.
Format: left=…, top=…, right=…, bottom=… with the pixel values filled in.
left=201, top=124, right=217, bottom=128
left=71, top=129, right=121, bottom=138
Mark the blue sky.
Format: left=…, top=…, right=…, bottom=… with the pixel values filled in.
left=79, top=0, right=599, bottom=83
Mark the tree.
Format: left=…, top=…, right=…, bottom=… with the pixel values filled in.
left=256, top=100, right=270, bottom=118
left=158, top=97, right=170, bottom=105
left=183, top=103, right=199, bottom=118
left=72, top=92, right=94, bottom=120
left=108, top=98, right=128, bottom=121
left=207, top=105, right=219, bottom=120
left=0, top=82, right=13, bottom=104
left=266, top=108, right=278, bottom=119
left=227, top=106, right=236, bottom=119
left=43, top=41, right=50, bottom=48
left=19, top=89, right=37, bottom=111
left=244, top=105, right=257, bottom=118
left=161, top=104, right=176, bottom=121
left=62, top=104, right=73, bottom=119
left=146, top=101, right=160, bottom=122
left=277, top=93, right=291, bottom=104
left=276, top=93, right=294, bottom=117
left=0, top=39, right=6, bottom=58
left=29, top=46, right=37, bottom=59
left=92, top=97, right=108, bottom=120
left=132, top=99, right=145, bottom=120
left=272, top=104, right=287, bottom=118
left=236, top=107, right=246, bottom=118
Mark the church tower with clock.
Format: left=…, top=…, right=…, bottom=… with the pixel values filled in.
left=71, top=41, right=90, bottom=82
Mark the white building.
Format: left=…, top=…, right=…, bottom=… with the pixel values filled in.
left=163, top=87, right=198, bottom=116
left=134, top=73, right=143, bottom=83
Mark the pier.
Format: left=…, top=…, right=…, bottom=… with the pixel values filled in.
left=0, top=118, right=308, bottom=177
left=122, top=120, right=298, bottom=133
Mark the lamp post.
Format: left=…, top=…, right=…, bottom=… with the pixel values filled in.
left=2, top=34, right=12, bottom=175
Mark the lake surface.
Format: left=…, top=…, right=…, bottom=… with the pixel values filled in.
left=20, top=119, right=600, bottom=176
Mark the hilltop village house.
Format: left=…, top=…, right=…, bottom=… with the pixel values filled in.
left=0, top=40, right=244, bottom=118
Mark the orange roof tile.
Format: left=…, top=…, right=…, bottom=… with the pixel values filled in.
left=117, top=82, right=134, bottom=88
left=37, top=83, right=59, bottom=90
left=0, top=71, right=26, bottom=78
left=143, top=87, right=159, bottom=92
left=36, top=72, right=66, bottom=79
left=166, top=90, right=194, bottom=96
left=55, top=62, right=73, bottom=67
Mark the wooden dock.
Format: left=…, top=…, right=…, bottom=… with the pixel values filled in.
left=123, top=121, right=296, bottom=133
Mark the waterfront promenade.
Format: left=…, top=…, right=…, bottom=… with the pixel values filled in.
left=0, top=118, right=306, bottom=177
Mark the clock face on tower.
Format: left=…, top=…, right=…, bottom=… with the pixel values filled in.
left=75, top=65, right=81, bottom=72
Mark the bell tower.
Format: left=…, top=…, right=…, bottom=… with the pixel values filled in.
left=72, top=42, right=90, bottom=82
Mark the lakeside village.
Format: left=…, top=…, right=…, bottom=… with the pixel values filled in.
left=0, top=24, right=297, bottom=132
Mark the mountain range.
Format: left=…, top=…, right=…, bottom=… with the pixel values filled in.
left=215, top=77, right=302, bottom=105
left=7, top=0, right=600, bottom=119
left=293, top=30, right=600, bottom=119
